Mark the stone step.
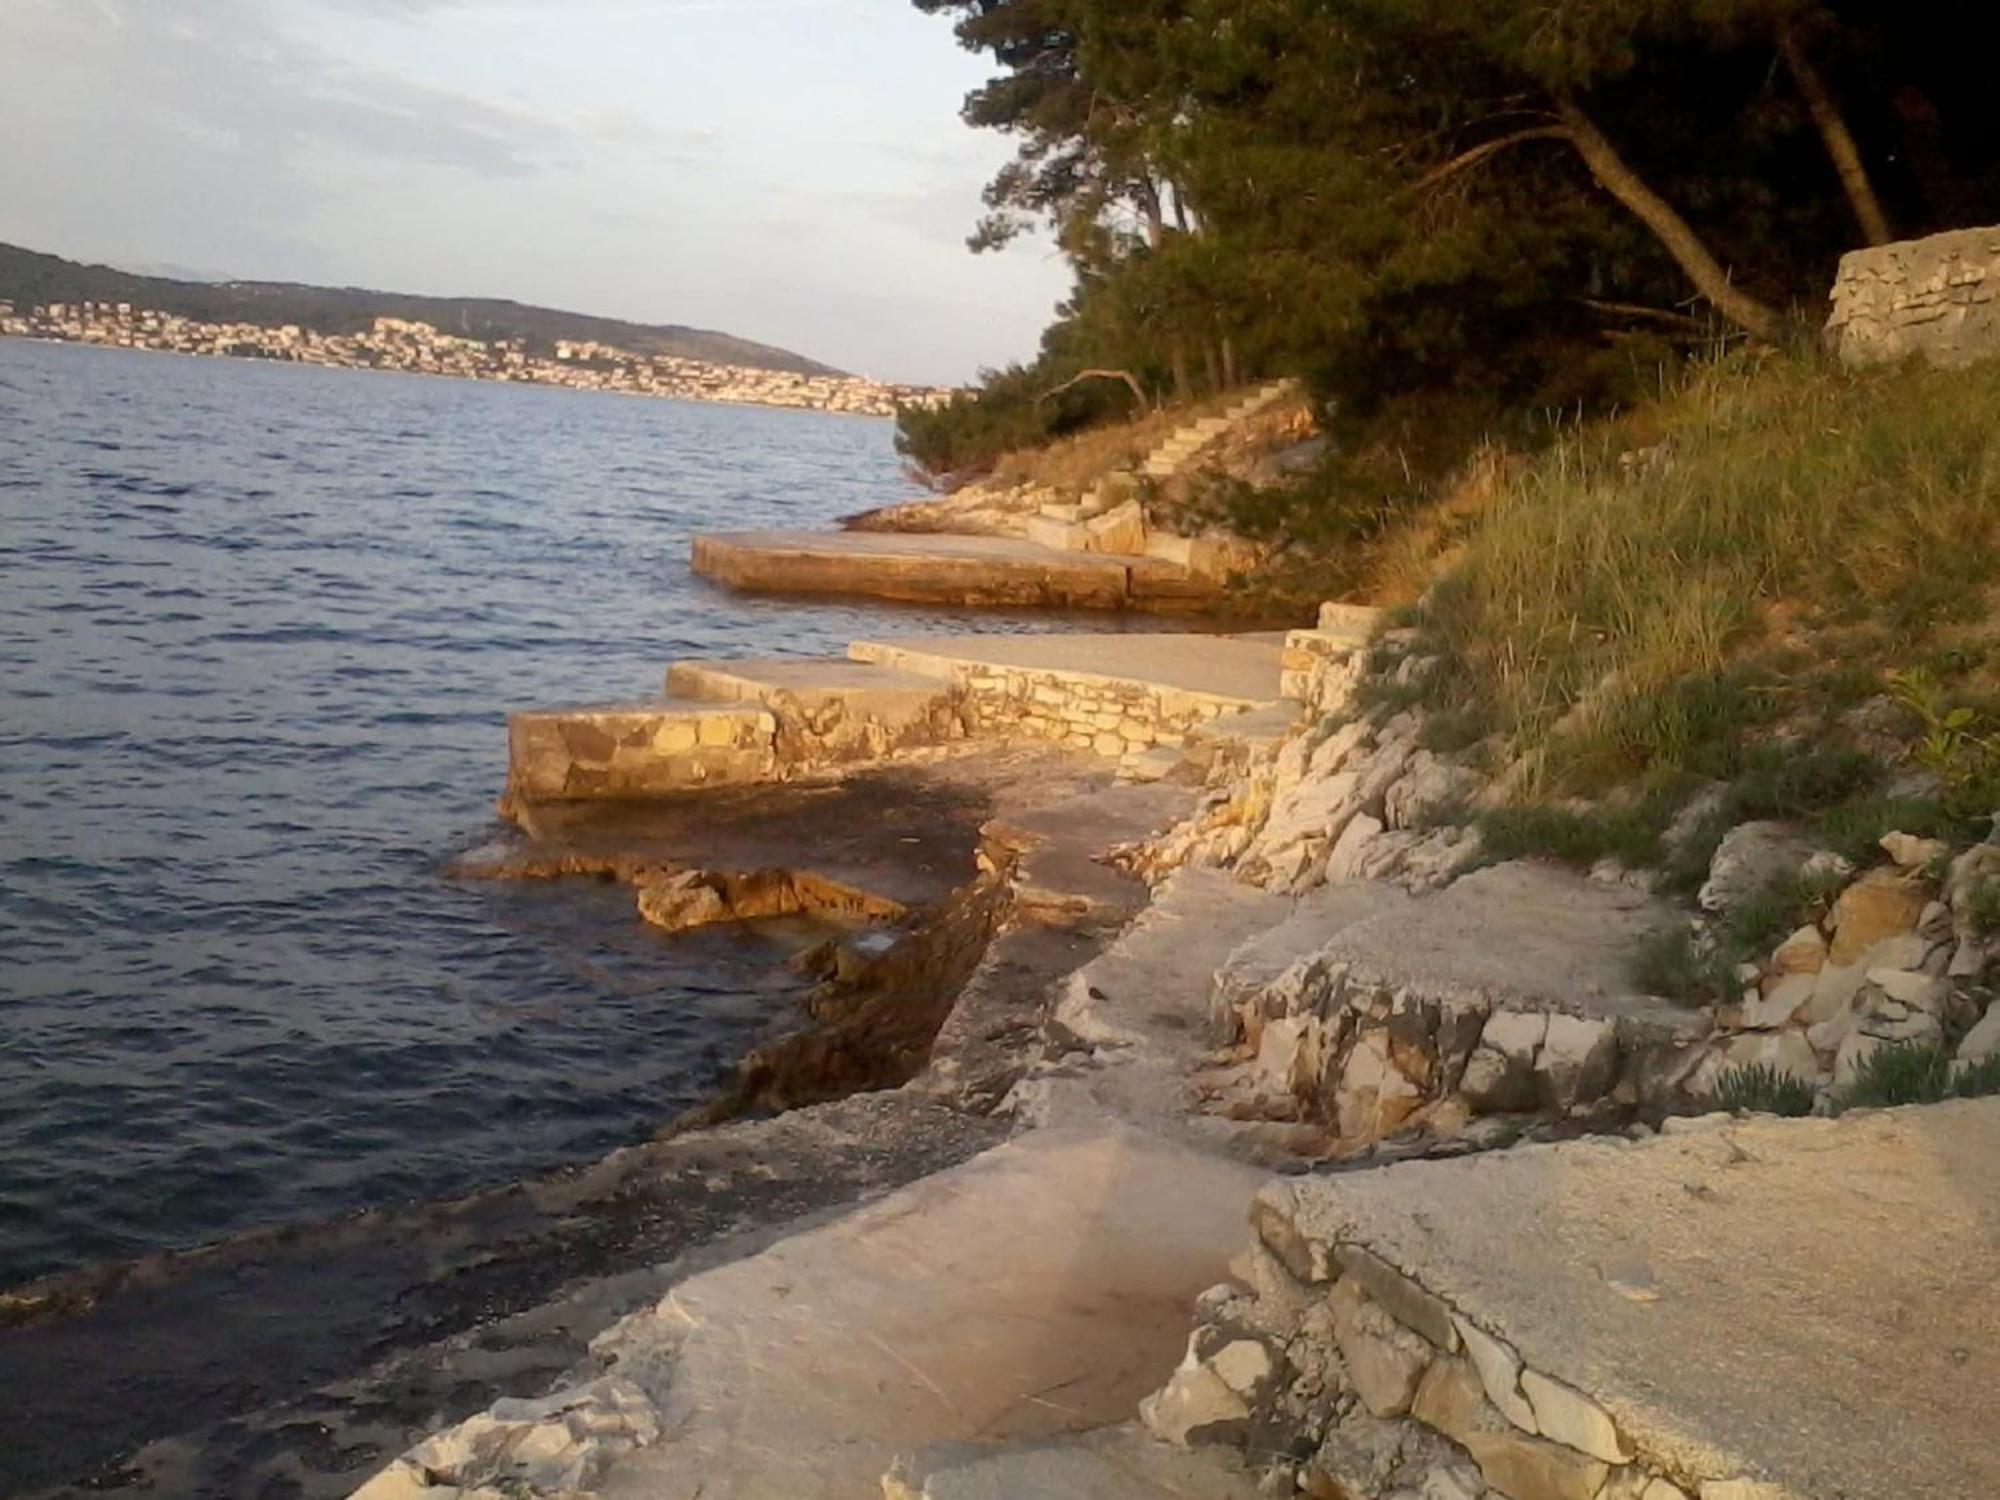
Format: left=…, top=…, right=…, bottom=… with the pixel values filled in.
left=507, top=696, right=776, bottom=803
left=1317, top=600, right=1384, bottom=639
left=665, top=655, right=949, bottom=711
left=885, top=1426, right=1259, bottom=1500
left=1025, top=513, right=1092, bottom=552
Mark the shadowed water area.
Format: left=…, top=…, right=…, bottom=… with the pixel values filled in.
left=0, top=339, right=1092, bottom=1294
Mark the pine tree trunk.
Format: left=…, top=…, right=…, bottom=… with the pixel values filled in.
left=1555, top=100, right=1786, bottom=343
left=1778, top=24, right=1893, bottom=246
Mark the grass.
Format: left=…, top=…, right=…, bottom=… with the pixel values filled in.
left=1404, top=350, right=2000, bottom=798
left=1717, top=1064, right=1818, bottom=1116
left=1629, top=866, right=1847, bottom=1003
left=1835, top=1042, right=2000, bottom=1109
left=1479, top=803, right=1664, bottom=870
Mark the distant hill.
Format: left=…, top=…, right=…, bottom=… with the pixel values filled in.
left=0, top=243, right=840, bottom=377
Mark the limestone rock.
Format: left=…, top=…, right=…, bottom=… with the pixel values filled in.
left=1412, top=1357, right=1609, bottom=1500
left=1142, top=1358, right=1252, bottom=1447
left=1458, top=1011, right=1545, bottom=1113
left=1957, top=1000, right=2000, bottom=1063
left=1737, top=972, right=1815, bottom=1030
left=1333, top=1245, right=1462, bottom=1353
left=1879, top=830, right=1949, bottom=872
left=1336, top=1029, right=1427, bottom=1141
left=1867, top=967, right=1948, bottom=1014
left=1519, top=1368, right=1634, bottom=1463
left=1538, top=1014, right=1619, bottom=1110
left=1326, top=813, right=1387, bottom=884
left=1082, top=499, right=1147, bottom=555
left=1383, top=752, right=1484, bottom=832
left=1453, top=1315, right=1538, bottom=1434
left=1699, top=823, right=1812, bottom=916
left=1800, top=962, right=1865, bottom=1026
left=1827, top=868, right=1929, bottom=965
left=1330, top=1278, right=1434, bottom=1417
left=1767, top=925, right=1827, bottom=977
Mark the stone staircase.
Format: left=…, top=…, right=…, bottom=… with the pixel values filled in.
left=1016, top=379, right=1302, bottom=583
left=1140, top=378, right=1300, bottom=481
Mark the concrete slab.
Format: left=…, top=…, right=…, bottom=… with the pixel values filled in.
left=581, top=1129, right=1270, bottom=1500
left=849, top=632, right=1285, bottom=708
left=1018, top=868, right=1296, bottom=1142
left=666, top=655, right=950, bottom=709
left=1265, top=1100, right=2000, bottom=1500
left=1322, top=861, right=1691, bottom=1025
left=691, top=530, right=1213, bottom=610
left=886, top=1426, right=1259, bottom=1499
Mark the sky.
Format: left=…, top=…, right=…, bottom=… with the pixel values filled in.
left=0, top=0, right=1074, bottom=384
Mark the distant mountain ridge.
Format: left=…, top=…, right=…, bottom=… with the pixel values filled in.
left=0, top=243, right=840, bottom=377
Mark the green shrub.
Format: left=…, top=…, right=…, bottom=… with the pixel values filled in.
left=1717, top=1064, right=1817, bottom=1116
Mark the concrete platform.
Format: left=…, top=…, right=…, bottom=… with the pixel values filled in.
left=849, top=631, right=1287, bottom=709
left=1257, top=1099, right=2000, bottom=1499
left=691, top=530, right=1219, bottom=609
left=358, top=1130, right=1269, bottom=1500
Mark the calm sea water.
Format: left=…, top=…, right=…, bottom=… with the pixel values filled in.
left=0, top=340, right=1063, bottom=1290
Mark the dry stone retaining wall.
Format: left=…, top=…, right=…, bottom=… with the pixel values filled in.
left=1826, top=223, right=2000, bottom=368
left=1144, top=1180, right=1764, bottom=1500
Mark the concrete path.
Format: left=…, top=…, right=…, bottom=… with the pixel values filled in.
left=850, top=631, right=1287, bottom=707
left=355, top=1130, right=1267, bottom=1500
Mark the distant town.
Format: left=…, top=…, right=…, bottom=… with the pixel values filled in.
left=0, top=298, right=956, bottom=417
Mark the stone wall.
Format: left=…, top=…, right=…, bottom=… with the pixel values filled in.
left=851, top=644, right=1269, bottom=759
left=507, top=701, right=778, bottom=804
left=1826, top=224, right=2000, bottom=367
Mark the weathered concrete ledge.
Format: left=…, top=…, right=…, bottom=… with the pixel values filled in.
left=690, top=529, right=1221, bottom=609
left=1148, top=1099, right=2000, bottom=1500
left=849, top=631, right=1285, bottom=757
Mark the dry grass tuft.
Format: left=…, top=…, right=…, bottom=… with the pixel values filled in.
left=1403, top=349, right=2000, bottom=791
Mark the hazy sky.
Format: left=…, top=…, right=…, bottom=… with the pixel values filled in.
left=0, top=0, right=1072, bottom=383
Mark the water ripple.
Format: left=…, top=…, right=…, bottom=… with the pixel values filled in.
left=0, top=340, right=1104, bottom=1291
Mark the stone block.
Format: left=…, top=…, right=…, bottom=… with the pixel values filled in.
left=1412, top=1357, right=1609, bottom=1500
left=1333, top=1245, right=1460, bottom=1353
left=1330, top=1276, right=1434, bottom=1417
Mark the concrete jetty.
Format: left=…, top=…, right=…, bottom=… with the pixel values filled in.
left=690, top=529, right=1219, bottom=609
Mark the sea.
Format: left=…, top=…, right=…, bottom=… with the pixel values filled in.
left=0, top=338, right=1077, bottom=1292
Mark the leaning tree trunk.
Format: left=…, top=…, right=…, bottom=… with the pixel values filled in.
left=1555, top=99, right=1787, bottom=343
left=1778, top=23, right=1893, bottom=246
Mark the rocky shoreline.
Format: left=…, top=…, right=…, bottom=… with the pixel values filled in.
left=349, top=590, right=1994, bottom=1500
left=12, top=575, right=1997, bottom=1498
